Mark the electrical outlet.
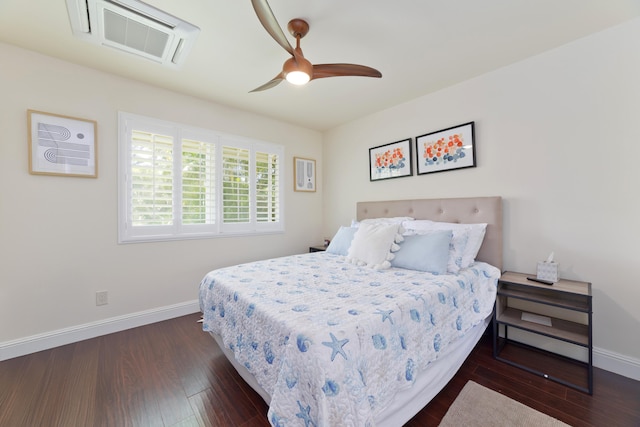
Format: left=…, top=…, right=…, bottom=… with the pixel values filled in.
left=96, top=290, right=108, bottom=306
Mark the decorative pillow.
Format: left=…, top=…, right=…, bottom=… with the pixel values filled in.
left=391, top=230, right=452, bottom=274
left=402, top=220, right=487, bottom=272
left=347, top=222, right=402, bottom=269
left=325, top=226, right=357, bottom=256
left=402, top=221, right=466, bottom=273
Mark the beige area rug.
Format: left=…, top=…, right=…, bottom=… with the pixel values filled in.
left=439, top=381, right=571, bottom=427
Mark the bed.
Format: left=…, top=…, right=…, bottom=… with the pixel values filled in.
left=199, top=196, right=503, bottom=426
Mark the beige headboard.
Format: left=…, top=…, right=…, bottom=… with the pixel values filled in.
left=357, top=196, right=503, bottom=271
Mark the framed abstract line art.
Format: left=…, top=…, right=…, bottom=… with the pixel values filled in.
left=415, top=121, right=475, bottom=175
left=369, top=138, right=412, bottom=181
left=294, top=157, right=316, bottom=192
left=28, top=110, right=98, bottom=178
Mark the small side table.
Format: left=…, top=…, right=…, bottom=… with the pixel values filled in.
left=309, top=245, right=327, bottom=253
left=493, top=271, right=593, bottom=394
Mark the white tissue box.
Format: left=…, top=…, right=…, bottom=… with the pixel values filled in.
left=537, top=261, right=558, bottom=282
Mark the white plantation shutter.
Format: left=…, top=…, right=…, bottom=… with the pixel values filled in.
left=181, top=138, right=215, bottom=226
left=118, top=112, right=284, bottom=243
left=221, top=145, right=250, bottom=225
left=130, top=130, right=174, bottom=226
left=255, top=151, right=280, bottom=223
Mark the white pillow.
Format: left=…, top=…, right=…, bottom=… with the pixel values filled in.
left=347, top=222, right=402, bottom=269
left=351, top=216, right=414, bottom=228
left=402, top=220, right=487, bottom=272
left=459, top=223, right=487, bottom=266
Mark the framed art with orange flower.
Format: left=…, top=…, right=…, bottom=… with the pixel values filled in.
left=415, top=121, right=475, bottom=175
left=369, top=138, right=412, bottom=181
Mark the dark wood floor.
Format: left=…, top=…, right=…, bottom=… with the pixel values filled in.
left=1, top=313, right=638, bottom=426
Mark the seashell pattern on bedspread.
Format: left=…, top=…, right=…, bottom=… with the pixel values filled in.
left=198, top=252, right=499, bottom=427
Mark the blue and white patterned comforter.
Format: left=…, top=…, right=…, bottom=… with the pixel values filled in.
left=198, top=252, right=499, bottom=427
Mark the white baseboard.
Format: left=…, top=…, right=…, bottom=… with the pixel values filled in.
left=0, top=300, right=200, bottom=362
left=594, top=346, right=640, bottom=381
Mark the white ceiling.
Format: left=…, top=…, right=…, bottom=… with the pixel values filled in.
left=1, top=1, right=639, bottom=131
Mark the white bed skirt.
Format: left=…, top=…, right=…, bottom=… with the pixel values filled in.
left=210, top=315, right=491, bottom=426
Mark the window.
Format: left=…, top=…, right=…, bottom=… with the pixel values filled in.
left=118, top=112, right=284, bottom=242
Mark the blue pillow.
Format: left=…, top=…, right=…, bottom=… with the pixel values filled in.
left=391, top=230, right=452, bottom=274
left=326, top=226, right=357, bottom=256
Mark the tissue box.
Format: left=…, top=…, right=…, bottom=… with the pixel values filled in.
left=537, top=261, right=558, bottom=282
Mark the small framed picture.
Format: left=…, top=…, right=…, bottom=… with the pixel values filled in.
left=369, top=138, right=412, bottom=181
left=415, top=121, right=475, bottom=175
left=294, top=157, right=316, bottom=192
left=28, top=110, right=98, bottom=178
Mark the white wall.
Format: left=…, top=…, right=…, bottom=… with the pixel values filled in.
left=323, top=18, right=640, bottom=366
left=0, top=43, right=323, bottom=346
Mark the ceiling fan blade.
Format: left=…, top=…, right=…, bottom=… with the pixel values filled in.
left=251, top=0, right=294, bottom=56
left=249, top=73, right=285, bottom=92
left=312, top=63, right=382, bottom=80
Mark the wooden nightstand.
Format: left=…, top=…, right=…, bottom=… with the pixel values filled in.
left=309, top=245, right=327, bottom=253
left=493, top=271, right=593, bottom=394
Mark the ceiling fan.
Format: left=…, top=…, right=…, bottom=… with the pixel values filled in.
left=249, top=0, right=382, bottom=92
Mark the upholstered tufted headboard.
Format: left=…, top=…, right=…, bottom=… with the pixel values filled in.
left=356, top=196, right=503, bottom=271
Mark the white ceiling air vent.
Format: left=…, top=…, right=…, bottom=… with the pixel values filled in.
left=66, top=0, right=200, bottom=68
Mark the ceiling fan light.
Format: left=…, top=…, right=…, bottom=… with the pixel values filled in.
left=286, top=71, right=310, bottom=85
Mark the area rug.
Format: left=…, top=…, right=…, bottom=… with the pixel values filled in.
left=439, top=381, right=571, bottom=427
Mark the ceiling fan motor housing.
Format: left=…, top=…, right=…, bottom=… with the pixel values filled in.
left=283, top=55, right=313, bottom=82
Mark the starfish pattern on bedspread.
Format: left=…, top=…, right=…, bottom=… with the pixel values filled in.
left=321, top=332, right=350, bottom=361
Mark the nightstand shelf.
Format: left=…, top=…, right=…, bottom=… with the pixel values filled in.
left=493, top=271, right=593, bottom=394
left=498, top=307, right=590, bottom=346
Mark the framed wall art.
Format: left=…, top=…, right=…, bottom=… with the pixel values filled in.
left=369, top=138, right=412, bottom=181
left=415, top=121, right=475, bottom=175
left=28, top=109, right=98, bottom=178
left=294, top=157, right=316, bottom=192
